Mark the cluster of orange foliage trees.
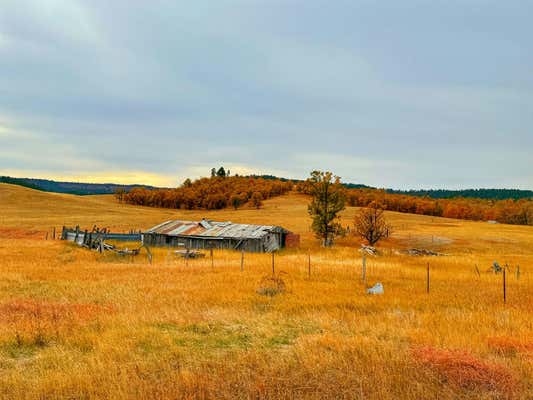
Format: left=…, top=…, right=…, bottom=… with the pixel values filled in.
left=296, top=182, right=533, bottom=226
left=120, top=173, right=532, bottom=226
left=121, top=176, right=293, bottom=210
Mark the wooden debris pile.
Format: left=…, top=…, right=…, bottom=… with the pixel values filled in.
left=61, top=225, right=152, bottom=262
left=403, top=248, right=443, bottom=256
left=174, top=249, right=205, bottom=259
left=359, top=245, right=378, bottom=255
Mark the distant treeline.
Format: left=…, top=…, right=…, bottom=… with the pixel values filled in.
left=386, top=188, right=533, bottom=200
left=248, top=175, right=531, bottom=199
left=295, top=181, right=533, bottom=226
left=0, top=176, right=44, bottom=191
left=121, top=176, right=293, bottom=210
left=0, top=176, right=158, bottom=195
left=2, top=175, right=531, bottom=201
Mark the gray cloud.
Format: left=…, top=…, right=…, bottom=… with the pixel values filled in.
left=0, top=0, right=532, bottom=188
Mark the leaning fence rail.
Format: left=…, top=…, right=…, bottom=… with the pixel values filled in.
left=61, top=226, right=142, bottom=244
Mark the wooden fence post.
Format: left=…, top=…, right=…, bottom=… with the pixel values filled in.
left=210, top=248, right=214, bottom=269
left=240, top=249, right=244, bottom=272
left=144, top=245, right=152, bottom=265
left=475, top=264, right=480, bottom=277
left=52, top=227, right=56, bottom=240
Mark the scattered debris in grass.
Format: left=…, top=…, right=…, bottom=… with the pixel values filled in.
left=359, top=245, right=378, bottom=255
left=403, top=248, right=443, bottom=256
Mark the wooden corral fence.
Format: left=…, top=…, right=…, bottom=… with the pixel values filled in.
left=61, top=226, right=142, bottom=245
left=61, top=226, right=151, bottom=262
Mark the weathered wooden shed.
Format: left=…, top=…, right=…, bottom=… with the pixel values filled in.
left=142, top=219, right=299, bottom=252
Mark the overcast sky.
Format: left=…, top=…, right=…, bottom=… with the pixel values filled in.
left=0, top=1, right=531, bottom=189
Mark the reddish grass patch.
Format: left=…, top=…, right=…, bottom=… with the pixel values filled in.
left=0, top=299, right=113, bottom=325
left=0, top=227, right=44, bottom=239
left=411, top=345, right=518, bottom=395
left=488, top=336, right=533, bottom=357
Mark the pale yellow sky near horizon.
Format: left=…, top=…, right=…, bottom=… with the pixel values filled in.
left=0, top=170, right=174, bottom=186
left=0, top=164, right=294, bottom=187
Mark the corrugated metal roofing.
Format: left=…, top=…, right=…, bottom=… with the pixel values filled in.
left=145, top=219, right=287, bottom=239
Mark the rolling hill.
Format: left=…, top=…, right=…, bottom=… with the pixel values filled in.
left=2, top=182, right=532, bottom=255
left=0, top=182, right=531, bottom=399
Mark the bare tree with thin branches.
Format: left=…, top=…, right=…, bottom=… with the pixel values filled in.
left=354, top=203, right=392, bottom=246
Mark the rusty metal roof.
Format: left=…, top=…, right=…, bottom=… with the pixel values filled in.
left=145, top=219, right=287, bottom=239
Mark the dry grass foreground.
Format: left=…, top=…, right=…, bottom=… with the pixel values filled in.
left=0, top=183, right=532, bottom=399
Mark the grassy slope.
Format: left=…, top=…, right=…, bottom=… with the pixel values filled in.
left=0, top=183, right=532, bottom=399
left=2, top=182, right=532, bottom=254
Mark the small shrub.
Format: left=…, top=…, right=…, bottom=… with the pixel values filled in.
left=256, top=273, right=288, bottom=297
left=411, top=345, right=518, bottom=395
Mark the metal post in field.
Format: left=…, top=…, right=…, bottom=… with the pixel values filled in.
left=241, top=249, right=244, bottom=272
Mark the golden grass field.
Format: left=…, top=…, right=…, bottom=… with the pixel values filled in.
left=0, top=183, right=531, bottom=399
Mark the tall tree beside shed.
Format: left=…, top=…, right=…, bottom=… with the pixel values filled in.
left=307, top=171, right=346, bottom=247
